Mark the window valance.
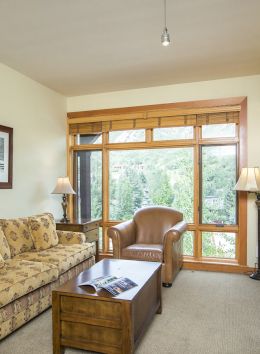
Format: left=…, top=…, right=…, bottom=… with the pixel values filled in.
left=68, top=106, right=240, bottom=135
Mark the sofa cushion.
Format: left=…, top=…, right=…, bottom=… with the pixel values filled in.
left=57, top=230, right=86, bottom=245
left=0, top=218, right=34, bottom=257
left=0, top=229, right=11, bottom=260
left=29, top=213, right=58, bottom=251
left=0, top=253, right=5, bottom=268
left=14, top=243, right=96, bottom=275
left=0, top=259, right=59, bottom=308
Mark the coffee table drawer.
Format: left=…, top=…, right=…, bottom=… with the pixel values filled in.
left=61, top=321, right=122, bottom=348
left=61, top=296, right=122, bottom=323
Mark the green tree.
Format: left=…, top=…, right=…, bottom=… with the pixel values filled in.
left=148, top=172, right=173, bottom=206
left=115, top=178, right=134, bottom=220
left=90, top=152, right=102, bottom=219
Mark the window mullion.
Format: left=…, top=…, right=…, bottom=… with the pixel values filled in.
left=102, top=132, right=109, bottom=252
left=194, top=126, right=201, bottom=259
left=145, top=128, right=152, bottom=143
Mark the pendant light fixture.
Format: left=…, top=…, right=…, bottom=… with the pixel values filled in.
left=161, top=0, right=170, bottom=46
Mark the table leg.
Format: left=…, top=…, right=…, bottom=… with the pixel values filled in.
left=122, top=302, right=134, bottom=353
left=52, top=292, right=64, bottom=354
left=95, top=240, right=99, bottom=261
left=156, top=267, right=162, bottom=314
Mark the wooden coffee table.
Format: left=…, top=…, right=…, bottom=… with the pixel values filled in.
left=52, top=259, right=162, bottom=354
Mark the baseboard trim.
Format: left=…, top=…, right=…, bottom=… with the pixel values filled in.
left=183, top=261, right=254, bottom=274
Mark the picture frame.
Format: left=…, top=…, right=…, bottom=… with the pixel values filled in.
left=0, top=125, right=13, bottom=189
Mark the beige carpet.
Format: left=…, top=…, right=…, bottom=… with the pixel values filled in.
left=0, top=270, right=260, bottom=354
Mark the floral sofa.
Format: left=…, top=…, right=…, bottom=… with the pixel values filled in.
left=0, top=213, right=96, bottom=340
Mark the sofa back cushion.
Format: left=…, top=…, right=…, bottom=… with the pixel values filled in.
left=0, top=228, right=11, bottom=260
left=0, top=253, right=5, bottom=268
left=29, top=213, right=58, bottom=251
left=0, top=219, right=34, bottom=257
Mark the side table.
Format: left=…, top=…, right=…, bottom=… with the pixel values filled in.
left=56, top=219, right=101, bottom=261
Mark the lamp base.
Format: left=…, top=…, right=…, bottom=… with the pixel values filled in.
left=60, top=217, right=70, bottom=223
left=249, top=270, right=260, bottom=280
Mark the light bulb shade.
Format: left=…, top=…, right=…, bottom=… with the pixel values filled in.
left=161, top=27, right=170, bottom=46
left=51, top=177, right=76, bottom=195
left=234, top=167, right=260, bottom=192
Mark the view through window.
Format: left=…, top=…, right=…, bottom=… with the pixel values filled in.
left=109, top=148, right=194, bottom=222
left=74, top=150, right=102, bottom=221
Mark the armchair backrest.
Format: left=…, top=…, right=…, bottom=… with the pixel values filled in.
left=133, top=206, right=183, bottom=244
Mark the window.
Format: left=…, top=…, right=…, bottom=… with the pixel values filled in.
left=109, top=148, right=194, bottom=222
left=201, top=145, right=237, bottom=225
left=68, top=99, right=246, bottom=270
left=153, top=126, right=193, bottom=140
left=109, top=129, right=145, bottom=143
left=202, top=232, right=236, bottom=259
left=74, top=150, right=102, bottom=220
left=183, top=231, right=194, bottom=256
left=202, top=123, right=236, bottom=138
left=77, top=134, right=102, bottom=145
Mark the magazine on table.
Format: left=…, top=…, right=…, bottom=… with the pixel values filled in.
left=79, top=275, right=138, bottom=296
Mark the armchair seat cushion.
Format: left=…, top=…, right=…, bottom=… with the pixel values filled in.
left=0, top=259, right=58, bottom=308
left=122, top=244, right=163, bottom=262
left=14, top=243, right=95, bottom=275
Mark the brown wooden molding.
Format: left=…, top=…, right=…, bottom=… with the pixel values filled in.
left=237, top=97, right=247, bottom=265
left=67, top=96, right=246, bottom=118
left=0, top=124, right=13, bottom=189
left=183, top=260, right=253, bottom=274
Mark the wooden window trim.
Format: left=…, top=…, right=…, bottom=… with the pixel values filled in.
left=67, top=98, right=243, bottom=120
left=68, top=111, right=240, bottom=134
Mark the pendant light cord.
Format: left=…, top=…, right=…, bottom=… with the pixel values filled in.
left=164, top=0, right=167, bottom=28
left=161, top=0, right=170, bottom=46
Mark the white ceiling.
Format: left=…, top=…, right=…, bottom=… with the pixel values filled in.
left=0, top=0, right=260, bottom=96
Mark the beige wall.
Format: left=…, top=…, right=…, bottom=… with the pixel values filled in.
left=2, top=62, right=258, bottom=266
left=67, top=74, right=260, bottom=267
left=0, top=63, right=67, bottom=219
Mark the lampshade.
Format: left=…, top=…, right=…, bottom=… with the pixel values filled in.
left=234, top=167, right=260, bottom=192
left=51, top=177, right=76, bottom=195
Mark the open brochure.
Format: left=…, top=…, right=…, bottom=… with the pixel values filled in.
left=79, top=275, right=138, bottom=296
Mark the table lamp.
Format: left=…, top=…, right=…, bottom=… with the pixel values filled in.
left=52, top=177, right=76, bottom=223
left=235, top=167, right=260, bottom=280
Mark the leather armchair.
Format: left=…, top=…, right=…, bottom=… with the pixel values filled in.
left=108, top=206, right=187, bottom=287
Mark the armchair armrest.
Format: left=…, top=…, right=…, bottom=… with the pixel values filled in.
left=163, top=220, right=187, bottom=257
left=164, top=221, right=187, bottom=243
left=108, top=220, right=136, bottom=258
left=57, top=230, right=86, bottom=245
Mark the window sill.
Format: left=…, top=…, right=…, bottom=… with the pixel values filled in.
left=183, top=259, right=253, bottom=274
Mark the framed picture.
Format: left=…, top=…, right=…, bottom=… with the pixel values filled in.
left=0, top=125, right=13, bottom=189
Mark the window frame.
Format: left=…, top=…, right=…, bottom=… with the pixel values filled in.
left=67, top=97, right=248, bottom=271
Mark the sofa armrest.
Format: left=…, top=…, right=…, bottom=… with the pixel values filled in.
left=57, top=230, right=86, bottom=245
left=108, top=220, right=136, bottom=258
